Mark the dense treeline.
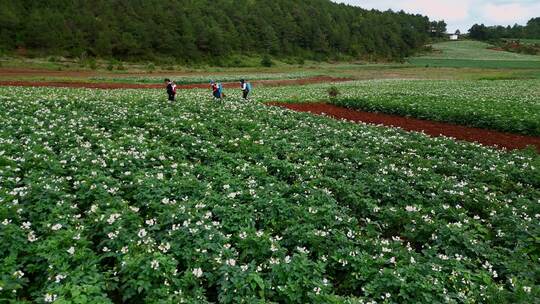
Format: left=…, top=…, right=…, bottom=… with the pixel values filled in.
left=468, top=18, right=540, bottom=41
left=0, top=0, right=433, bottom=63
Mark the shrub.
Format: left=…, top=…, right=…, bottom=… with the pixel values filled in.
left=88, top=58, right=98, bottom=70
left=261, top=55, right=273, bottom=67
left=327, top=86, right=340, bottom=99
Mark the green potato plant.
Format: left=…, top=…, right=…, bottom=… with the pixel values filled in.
left=0, top=87, right=538, bottom=303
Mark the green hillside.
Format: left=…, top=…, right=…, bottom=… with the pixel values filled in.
left=409, top=40, right=540, bottom=68
left=0, top=0, right=432, bottom=63
left=422, top=41, right=540, bottom=60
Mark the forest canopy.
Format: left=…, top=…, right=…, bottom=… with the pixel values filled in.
left=468, top=18, right=540, bottom=41
left=0, top=0, right=435, bottom=63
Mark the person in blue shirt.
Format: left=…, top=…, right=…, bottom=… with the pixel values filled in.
left=210, top=80, right=223, bottom=100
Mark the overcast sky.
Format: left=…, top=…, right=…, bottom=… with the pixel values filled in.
left=332, top=0, right=540, bottom=32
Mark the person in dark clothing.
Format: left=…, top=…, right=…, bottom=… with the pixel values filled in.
left=165, top=78, right=175, bottom=101
left=240, top=79, right=251, bottom=100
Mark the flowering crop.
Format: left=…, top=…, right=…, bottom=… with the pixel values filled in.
left=0, top=87, right=539, bottom=303
left=90, top=72, right=321, bottom=84
left=252, top=79, right=540, bottom=136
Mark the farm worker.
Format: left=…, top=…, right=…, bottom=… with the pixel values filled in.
left=240, top=79, right=251, bottom=100
left=165, top=78, right=175, bottom=101
left=172, top=80, right=178, bottom=97
left=210, top=80, right=223, bottom=100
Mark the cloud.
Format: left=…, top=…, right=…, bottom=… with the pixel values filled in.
left=397, top=0, right=471, bottom=21
left=481, top=2, right=540, bottom=25
left=332, top=0, right=539, bottom=32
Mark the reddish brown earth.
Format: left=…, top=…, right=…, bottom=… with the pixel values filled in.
left=0, top=76, right=352, bottom=90
left=0, top=80, right=161, bottom=89
left=268, top=102, right=540, bottom=152
left=0, top=68, right=98, bottom=77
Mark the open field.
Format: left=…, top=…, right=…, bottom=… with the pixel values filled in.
left=2, top=59, right=540, bottom=85
left=504, top=38, right=540, bottom=45
left=88, top=72, right=324, bottom=84
left=521, top=39, right=540, bottom=45
left=1, top=87, right=539, bottom=303
left=1, top=40, right=540, bottom=303
left=1, top=69, right=539, bottom=136
left=418, top=41, right=540, bottom=60
left=410, top=41, right=540, bottom=69
left=0, top=76, right=352, bottom=91
left=251, top=79, right=540, bottom=136
left=408, top=58, right=540, bottom=69
left=269, top=102, right=540, bottom=151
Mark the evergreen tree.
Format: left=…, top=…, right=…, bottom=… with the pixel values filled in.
left=0, top=0, right=437, bottom=62
left=468, top=18, right=540, bottom=41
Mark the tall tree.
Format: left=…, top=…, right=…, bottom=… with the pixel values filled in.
left=468, top=18, right=540, bottom=41
left=0, top=0, right=435, bottom=62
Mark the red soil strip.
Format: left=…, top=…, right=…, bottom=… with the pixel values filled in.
left=0, top=76, right=351, bottom=90
left=0, top=81, right=161, bottom=89
left=268, top=103, right=540, bottom=152
left=0, top=68, right=97, bottom=77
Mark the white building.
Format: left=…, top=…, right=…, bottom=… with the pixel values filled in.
left=449, top=34, right=459, bottom=41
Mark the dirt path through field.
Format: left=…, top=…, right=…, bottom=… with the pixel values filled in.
left=0, top=76, right=351, bottom=90
left=268, top=102, right=540, bottom=152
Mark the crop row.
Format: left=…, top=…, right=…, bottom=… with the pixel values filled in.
left=250, top=79, right=540, bottom=136
left=0, top=87, right=539, bottom=303
left=89, top=72, right=322, bottom=85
